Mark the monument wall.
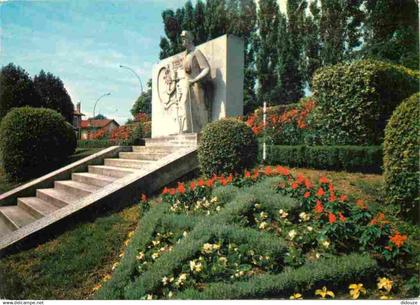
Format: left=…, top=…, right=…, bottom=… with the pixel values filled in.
left=151, top=34, right=244, bottom=137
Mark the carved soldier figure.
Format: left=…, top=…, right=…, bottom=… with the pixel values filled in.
left=179, top=30, right=210, bottom=133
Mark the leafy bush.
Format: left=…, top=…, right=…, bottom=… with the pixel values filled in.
left=0, top=63, right=42, bottom=121
left=77, top=139, right=114, bottom=148
left=198, top=118, right=257, bottom=177
left=384, top=93, right=419, bottom=221
left=311, top=60, right=419, bottom=145
left=0, top=107, right=76, bottom=181
left=261, top=145, right=383, bottom=173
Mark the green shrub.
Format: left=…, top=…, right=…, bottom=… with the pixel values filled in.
left=77, top=139, right=114, bottom=148
left=311, top=60, right=419, bottom=145
left=261, top=145, right=383, bottom=173
left=384, top=93, right=419, bottom=221
left=198, top=118, right=257, bottom=177
left=0, top=107, right=76, bottom=181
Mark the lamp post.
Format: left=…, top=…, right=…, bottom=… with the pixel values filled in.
left=92, top=92, right=111, bottom=119
left=119, top=64, right=144, bottom=94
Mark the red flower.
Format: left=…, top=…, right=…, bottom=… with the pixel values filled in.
left=190, top=181, right=196, bottom=191
left=356, top=199, right=368, bottom=210
left=314, top=200, right=324, bottom=213
left=264, top=166, right=272, bottom=176
left=338, top=212, right=346, bottom=222
left=296, top=174, right=305, bottom=184
left=220, top=177, right=228, bottom=186
left=319, top=176, right=329, bottom=184
left=197, top=179, right=205, bottom=187
left=244, top=170, right=251, bottom=178
left=328, top=212, right=337, bottom=224
left=177, top=182, right=186, bottom=194
left=389, top=232, right=407, bottom=248
left=304, top=191, right=310, bottom=198
left=291, top=182, right=299, bottom=190
left=169, top=188, right=177, bottom=196
left=329, top=193, right=336, bottom=202
left=141, top=193, right=147, bottom=202
left=339, top=194, right=348, bottom=202
left=227, top=174, right=233, bottom=183
left=206, top=179, right=214, bottom=187
left=162, top=187, right=169, bottom=195
left=316, top=187, right=325, bottom=197
left=252, top=169, right=259, bottom=180
left=328, top=183, right=334, bottom=192
left=304, top=179, right=313, bottom=189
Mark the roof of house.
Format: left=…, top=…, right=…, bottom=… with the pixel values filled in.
left=80, top=119, right=120, bottom=129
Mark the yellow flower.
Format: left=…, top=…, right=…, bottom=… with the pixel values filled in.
left=259, top=221, right=269, bottom=230
left=189, top=260, right=203, bottom=273
left=377, top=277, right=393, bottom=292
left=279, top=209, right=289, bottom=218
left=136, top=251, right=145, bottom=260
left=175, top=273, right=188, bottom=287
left=290, top=293, right=303, bottom=299
left=146, top=294, right=153, bottom=300
left=349, top=283, right=367, bottom=299
left=260, top=211, right=268, bottom=220
left=380, top=294, right=392, bottom=300
left=321, top=240, right=330, bottom=248
left=152, top=239, right=160, bottom=246
left=315, top=286, right=335, bottom=299
left=288, top=229, right=297, bottom=240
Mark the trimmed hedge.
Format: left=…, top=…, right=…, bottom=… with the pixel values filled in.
left=311, top=60, right=419, bottom=145
left=261, top=145, right=382, bottom=173
left=198, top=118, right=257, bottom=177
left=0, top=107, right=76, bottom=181
left=77, top=139, right=114, bottom=148
left=384, top=93, right=419, bottom=221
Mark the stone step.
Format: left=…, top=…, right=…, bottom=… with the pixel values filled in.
left=0, top=216, right=14, bottom=238
left=17, top=197, right=60, bottom=219
left=104, top=158, right=153, bottom=170
left=88, top=165, right=137, bottom=178
left=72, top=172, right=117, bottom=187
left=119, top=151, right=168, bottom=161
left=54, top=180, right=100, bottom=197
left=0, top=206, right=37, bottom=230
left=145, top=138, right=196, bottom=146
left=36, top=189, right=73, bottom=208
left=132, top=145, right=181, bottom=153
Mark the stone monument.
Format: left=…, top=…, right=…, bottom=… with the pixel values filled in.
left=152, top=33, right=244, bottom=137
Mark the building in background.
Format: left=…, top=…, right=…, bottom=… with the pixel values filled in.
left=72, top=103, right=85, bottom=139
left=80, top=119, right=120, bottom=140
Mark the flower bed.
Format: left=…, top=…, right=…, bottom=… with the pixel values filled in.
left=96, top=166, right=411, bottom=300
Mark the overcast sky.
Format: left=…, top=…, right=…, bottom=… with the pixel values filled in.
left=0, top=0, right=287, bottom=124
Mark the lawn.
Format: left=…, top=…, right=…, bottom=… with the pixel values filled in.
left=0, top=165, right=417, bottom=300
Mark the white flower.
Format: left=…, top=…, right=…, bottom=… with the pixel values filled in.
left=152, top=239, right=160, bottom=246
left=299, top=212, right=310, bottom=222
left=176, top=273, right=188, bottom=286
left=279, top=209, right=289, bottom=218
left=162, top=276, right=169, bottom=285
left=168, top=291, right=173, bottom=298
left=254, top=203, right=261, bottom=209
left=146, top=294, right=153, bottom=300
left=211, top=196, right=218, bottom=203
left=136, top=251, right=145, bottom=260
left=151, top=252, right=160, bottom=260
left=322, top=240, right=330, bottom=248
left=219, top=256, right=228, bottom=265
left=216, top=206, right=221, bottom=211
left=183, top=231, right=188, bottom=237
left=189, top=260, right=203, bottom=273
left=260, top=211, right=268, bottom=220
left=288, top=229, right=297, bottom=240
left=259, top=221, right=269, bottom=230
left=315, top=252, right=321, bottom=259
left=307, top=226, right=313, bottom=232
left=202, top=243, right=214, bottom=254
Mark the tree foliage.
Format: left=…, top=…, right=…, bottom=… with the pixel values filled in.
left=33, top=70, right=74, bottom=123
left=0, top=63, right=42, bottom=121
left=131, top=79, right=152, bottom=116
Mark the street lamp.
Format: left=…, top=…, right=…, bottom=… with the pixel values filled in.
left=92, top=92, right=111, bottom=119
left=119, top=64, right=144, bottom=94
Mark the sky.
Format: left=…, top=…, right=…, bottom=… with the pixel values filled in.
left=0, top=0, right=287, bottom=124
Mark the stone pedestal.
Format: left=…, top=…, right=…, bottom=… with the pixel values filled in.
left=151, top=34, right=244, bottom=138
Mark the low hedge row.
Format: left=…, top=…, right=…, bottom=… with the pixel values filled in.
left=260, top=145, right=382, bottom=173
left=77, top=140, right=114, bottom=148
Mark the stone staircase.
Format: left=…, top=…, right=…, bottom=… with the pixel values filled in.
left=0, top=133, right=198, bottom=255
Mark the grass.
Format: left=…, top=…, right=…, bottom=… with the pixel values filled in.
left=0, top=204, right=140, bottom=299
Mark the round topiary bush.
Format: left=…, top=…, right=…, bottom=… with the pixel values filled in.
left=384, top=93, right=419, bottom=221
left=198, top=118, right=258, bottom=177
left=0, top=107, right=76, bottom=182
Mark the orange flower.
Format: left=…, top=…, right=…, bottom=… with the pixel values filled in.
left=304, top=191, right=310, bottom=198
left=314, top=200, right=324, bottom=213
left=169, top=188, right=177, bottom=196
left=291, top=182, right=299, bottom=190
left=177, top=182, right=186, bottom=194
left=369, top=212, right=387, bottom=226
left=389, top=232, right=407, bottom=248
left=356, top=199, right=368, bottom=210
left=328, top=183, right=334, bottom=192
left=339, top=194, right=348, bottom=202
left=227, top=174, right=233, bottom=183
left=220, top=177, right=228, bottom=186
left=338, top=212, right=346, bottom=222
left=197, top=179, right=205, bottom=187
left=328, top=212, right=337, bottom=224
left=141, top=194, right=147, bottom=202
left=244, top=170, right=251, bottom=178
left=162, top=187, right=170, bottom=195
left=206, top=179, right=214, bottom=187
left=296, top=174, right=305, bottom=184
left=264, top=166, right=272, bottom=176
left=316, top=187, right=325, bottom=197
left=190, top=181, right=196, bottom=191
left=252, top=169, right=259, bottom=180
left=329, top=193, right=336, bottom=202
left=304, top=179, right=313, bottom=189
left=319, top=176, right=329, bottom=184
